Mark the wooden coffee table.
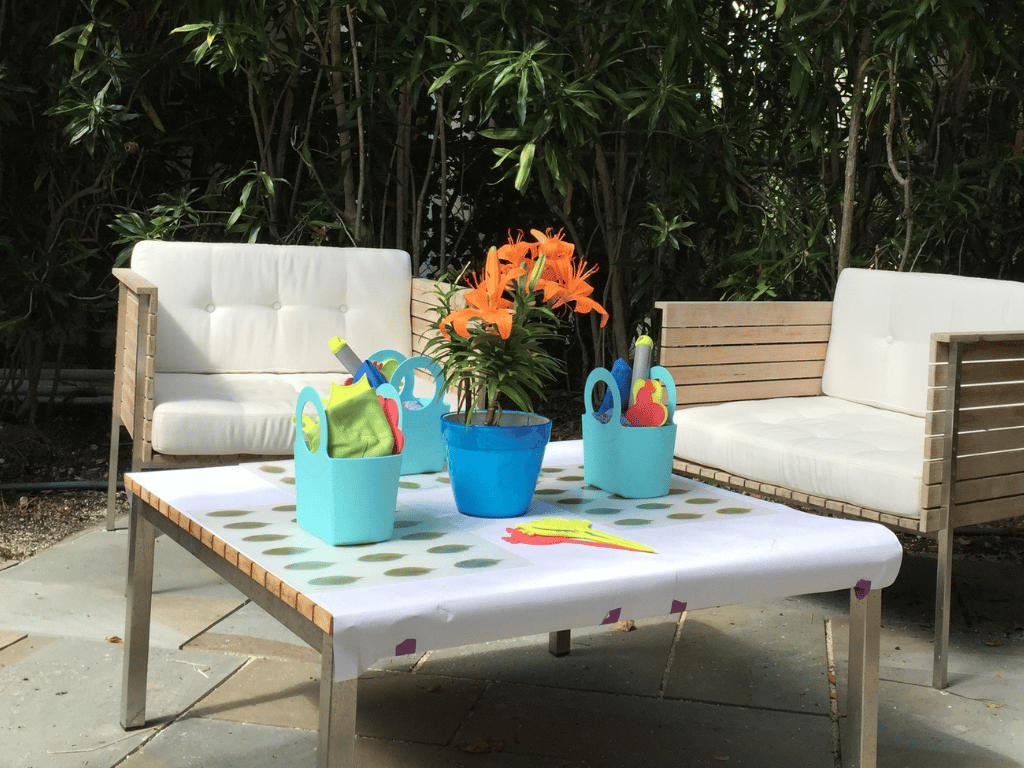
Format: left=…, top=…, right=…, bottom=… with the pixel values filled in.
left=120, top=441, right=901, bottom=767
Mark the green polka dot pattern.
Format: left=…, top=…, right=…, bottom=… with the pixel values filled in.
left=176, top=459, right=770, bottom=600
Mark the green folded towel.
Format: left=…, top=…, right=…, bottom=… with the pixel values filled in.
left=300, top=378, right=395, bottom=458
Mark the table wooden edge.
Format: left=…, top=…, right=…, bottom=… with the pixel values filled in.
left=125, top=475, right=333, bottom=635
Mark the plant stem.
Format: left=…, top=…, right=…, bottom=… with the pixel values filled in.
left=484, top=396, right=500, bottom=426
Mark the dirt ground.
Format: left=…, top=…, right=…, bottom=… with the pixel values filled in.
left=1, top=398, right=1023, bottom=565
left=0, top=402, right=131, bottom=560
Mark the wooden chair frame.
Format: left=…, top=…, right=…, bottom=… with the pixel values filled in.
left=105, top=270, right=449, bottom=531
left=655, top=300, right=1024, bottom=688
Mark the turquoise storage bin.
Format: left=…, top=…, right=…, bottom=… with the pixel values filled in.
left=582, top=365, right=678, bottom=498
left=293, top=385, right=402, bottom=545
left=367, top=350, right=449, bottom=474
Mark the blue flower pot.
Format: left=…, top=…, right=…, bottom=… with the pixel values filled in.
left=440, top=411, right=552, bottom=518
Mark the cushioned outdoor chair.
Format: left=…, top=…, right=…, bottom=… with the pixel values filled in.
left=105, top=241, right=449, bottom=530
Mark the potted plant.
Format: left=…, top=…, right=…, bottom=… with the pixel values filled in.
left=426, top=229, right=608, bottom=518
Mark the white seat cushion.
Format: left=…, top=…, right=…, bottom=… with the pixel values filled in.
left=673, top=396, right=925, bottom=518
left=151, top=373, right=339, bottom=455
left=152, top=372, right=443, bottom=456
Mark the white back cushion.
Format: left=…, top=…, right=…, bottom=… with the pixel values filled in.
left=822, top=268, right=1024, bottom=416
left=131, top=241, right=413, bottom=373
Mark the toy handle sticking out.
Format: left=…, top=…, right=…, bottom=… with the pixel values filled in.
left=331, top=336, right=386, bottom=387
left=329, top=336, right=364, bottom=374
left=629, top=335, right=653, bottom=405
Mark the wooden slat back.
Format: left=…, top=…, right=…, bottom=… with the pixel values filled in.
left=655, top=301, right=833, bottom=407
left=410, top=277, right=466, bottom=359
left=923, top=337, right=1024, bottom=529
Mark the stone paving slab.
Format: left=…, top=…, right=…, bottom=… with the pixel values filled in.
left=119, top=717, right=577, bottom=768
left=0, top=637, right=244, bottom=768
left=839, top=675, right=1024, bottom=768
left=1, top=629, right=27, bottom=651
left=0, top=529, right=245, bottom=648
left=454, top=679, right=834, bottom=768
left=664, top=598, right=833, bottom=713
left=118, top=718, right=315, bottom=768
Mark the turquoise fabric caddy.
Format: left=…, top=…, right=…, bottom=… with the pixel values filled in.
left=293, top=384, right=403, bottom=545
left=367, top=350, right=450, bottom=475
left=582, top=365, right=677, bottom=498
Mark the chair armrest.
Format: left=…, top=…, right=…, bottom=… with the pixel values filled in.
left=111, top=268, right=158, bottom=462
left=655, top=300, right=833, bottom=407
left=922, top=331, right=1024, bottom=530
left=113, top=267, right=158, bottom=296
left=931, top=330, right=1024, bottom=345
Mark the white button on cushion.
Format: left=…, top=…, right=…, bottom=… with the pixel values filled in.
left=273, top=301, right=282, bottom=310
left=206, top=304, right=216, bottom=313
left=339, top=305, right=348, bottom=313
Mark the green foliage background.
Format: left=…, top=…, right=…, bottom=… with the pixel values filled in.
left=1, top=0, right=1021, bottom=420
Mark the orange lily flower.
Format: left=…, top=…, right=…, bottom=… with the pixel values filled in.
left=495, top=231, right=534, bottom=271
left=543, top=257, right=609, bottom=326
left=440, top=246, right=525, bottom=340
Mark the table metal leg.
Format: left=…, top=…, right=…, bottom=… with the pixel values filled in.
left=932, top=527, right=953, bottom=689
left=846, top=586, right=881, bottom=768
left=121, top=495, right=156, bottom=729
left=318, top=633, right=357, bottom=768
left=548, top=629, right=571, bottom=657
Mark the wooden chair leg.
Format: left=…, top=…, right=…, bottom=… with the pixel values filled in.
left=932, top=526, right=954, bottom=689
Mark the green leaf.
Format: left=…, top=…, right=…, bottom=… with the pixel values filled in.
left=74, top=22, right=94, bottom=72
left=516, top=69, right=529, bottom=125
left=170, top=23, right=211, bottom=35
left=428, top=64, right=459, bottom=95
left=139, top=93, right=165, bottom=132
left=259, top=172, right=275, bottom=196
left=724, top=184, right=739, bottom=214
left=514, top=143, right=536, bottom=192
left=479, top=127, right=527, bottom=141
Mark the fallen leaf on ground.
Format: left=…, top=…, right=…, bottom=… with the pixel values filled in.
left=615, top=620, right=636, bottom=632
left=106, top=636, right=123, bottom=644
left=985, top=639, right=1003, bottom=647
left=713, top=751, right=730, bottom=761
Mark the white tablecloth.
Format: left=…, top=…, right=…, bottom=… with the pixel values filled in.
left=129, top=440, right=903, bottom=680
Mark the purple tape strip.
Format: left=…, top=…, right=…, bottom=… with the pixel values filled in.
left=854, top=579, right=871, bottom=600
left=602, top=608, right=622, bottom=625
left=395, top=638, right=417, bottom=656
left=670, top=600, right=687, bottom=614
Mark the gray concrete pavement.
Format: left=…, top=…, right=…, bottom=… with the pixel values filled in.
left=1, top=522, right=1022, bottom=768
